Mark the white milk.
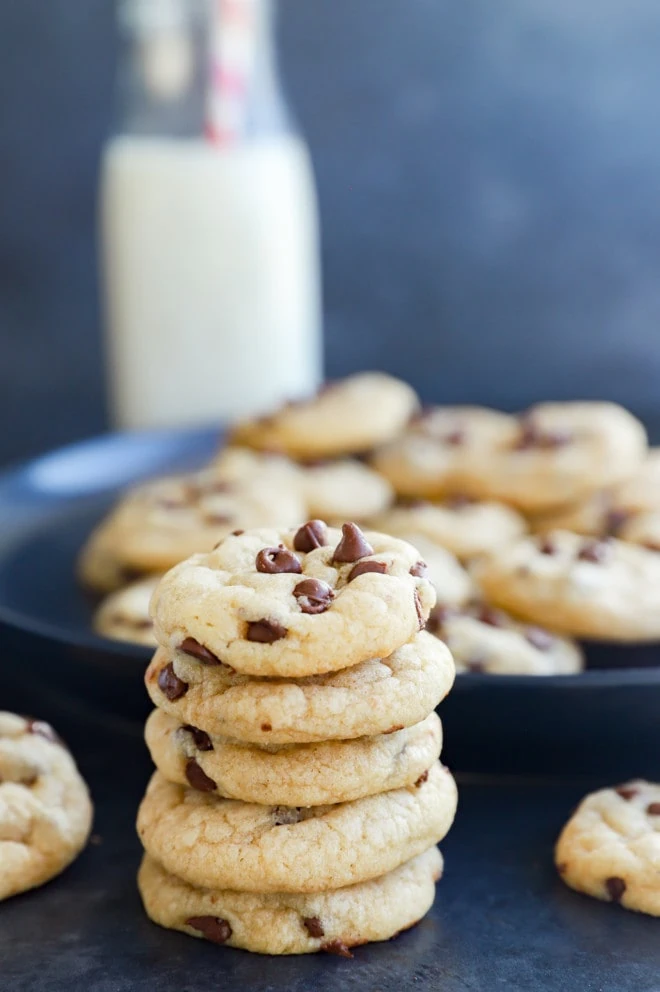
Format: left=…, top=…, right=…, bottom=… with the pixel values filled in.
left=101, top=134, right=322, bottom=429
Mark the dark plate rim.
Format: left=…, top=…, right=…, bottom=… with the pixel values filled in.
left=1, top=428, right=660, bottom=689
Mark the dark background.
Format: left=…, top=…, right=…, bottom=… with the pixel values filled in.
left=2, top=0, right=660, bottom=465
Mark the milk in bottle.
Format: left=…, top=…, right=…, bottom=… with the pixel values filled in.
left=101, top=0, right=322, bottom=429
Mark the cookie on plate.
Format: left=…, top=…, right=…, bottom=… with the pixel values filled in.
left=0, top=713, right=93, bottom=901
left=372, top=497, right=526, bottom=561
left=93, top=576, right=160, bottom=647
left=296, top=459, right=393, bottom=522
left=78, top=469, right=306, bottom=593
left=372, top=402, right=647, bottom=512
left=150, top=522, right=436, bottom=677
left=139, top=845, right=442, bottom=956
left=145, top=631, right=454, bottom=745
left=555, top=780, right=660, bottom=915
left=473, top=529, right=660, bottom=641
left=427, top=602, right=583, bottom=675
left=230, top=372, right=419, bottom=459
left=145, top=709, right=442, bottom=806
left=136, top=762, right=457, bottom=893
left=211, top=445, right=302, bottom=486
left=213, top=444, right=393, bottom=523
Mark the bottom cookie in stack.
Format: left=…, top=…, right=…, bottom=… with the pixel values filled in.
left=138, top=846, right=443, bottom=956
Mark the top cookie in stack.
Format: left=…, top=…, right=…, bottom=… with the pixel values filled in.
left=137, top=521, right=458, bottom=956
left=149, top=520, right=435, bottom=677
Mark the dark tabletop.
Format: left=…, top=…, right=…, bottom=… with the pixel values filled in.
left=2, top=682, right=660, bottom=992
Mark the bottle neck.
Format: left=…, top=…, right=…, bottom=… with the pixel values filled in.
left=115, top=0, right=291, bottom=141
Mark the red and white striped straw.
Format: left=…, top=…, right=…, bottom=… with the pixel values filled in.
left=205, top=0, right=257, bottom=145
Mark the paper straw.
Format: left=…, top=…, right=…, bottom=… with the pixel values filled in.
left=205, top=0, right=257, bottom=145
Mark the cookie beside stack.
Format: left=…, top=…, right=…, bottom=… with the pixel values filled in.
left=136, top=520, right=457, bottom=955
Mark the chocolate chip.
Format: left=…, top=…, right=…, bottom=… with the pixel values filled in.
left=525, top=627, right=555, bottom=651
left=203, top=480, right=233, bottom=494
left=606, top=508, right=629, bottom=536
left=25, top=719, right=61, bottom=746
left=414, top=589, right=424, bottom=629
left=185, top=759, right=217, bottom=792
left=186, top=916, right=232, bottom=944
left=398, top=497, right=431, bottom=509
left=605, top=877, right=626, bottom=902
left=410, top=561, right=428, bottom=578
left=272, top=806, right=302, bottom=826
left=577, top=539, right=611, bottom=564
left=293, top=578, right=335, bottom=614
left=515, top=419, right=572, bottom=450
left=303, top=916, right=325, bottom=938
left=180, top=637, right=223, bottom=666
left=538, top=537, right=557, bottom=555
left=476, top=606, right=507, bottom=628
left=414, top=770, right=429, bottom=787
left=332, top=522, right=374, bottom=563
left=556, top=861, right=567, bottom=875
left=322, top=939, right=353, bottom=958
left=204, top=513, right=233, bottom=525
left=293, top=520, right=328, bottom=552
left=157, top=663, right=189, bottom=700
left=181, top=725, right=213, bottom=751
left=347, top=560, right=387, bottom=582
left=615, top=786, right=638, bottom=800
left=443, top=429, right=465, bottom=446
left=231, top=529, right=244, bottom=536
left=647, top=802, right=660, bottom=815
left=256, top=546, right=302, bottom=574
left=444, top=494, right=473, bottom=509
left=466, top=659, right=486, bottom=673
left=246, top=619, right=287, bottom=643
left=261, top=722, right=272, bottom=732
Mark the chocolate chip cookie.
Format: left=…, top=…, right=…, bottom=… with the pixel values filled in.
left=230, top=372, right=419, bottom=458
left=93, top=576, right=159, bottom=647
left=138, top=845, right=442, bottom=955
left=78, top=469, right=306, bottom=593
left=145, top=631, right=454, bottom=745
left=0, top=713, right=93, bottom=901
left=372, top=402, right=647, bottom=512
left=136, top=762, right=456, bottom=893
left=150, top=522, right=436, bottom=677
left=297, top=458, right=393, bottom=522
left=145, top=709, right=442, bottom=806
left=556, top=780, right=660, bottom=915
left=474, top=529, right=660, bottom=641
left=427, top=602, right=583, bottom=675
left=372, top=497, right=526, bottom=561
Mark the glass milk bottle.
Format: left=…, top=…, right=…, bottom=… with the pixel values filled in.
left=101, top=0, right=322, bottom=429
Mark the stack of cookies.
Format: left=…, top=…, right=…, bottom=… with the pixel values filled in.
left=136, top=520, right=457, bottom=956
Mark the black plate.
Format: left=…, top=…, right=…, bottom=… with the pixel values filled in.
left=1, top=428, right=659, bottom=776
